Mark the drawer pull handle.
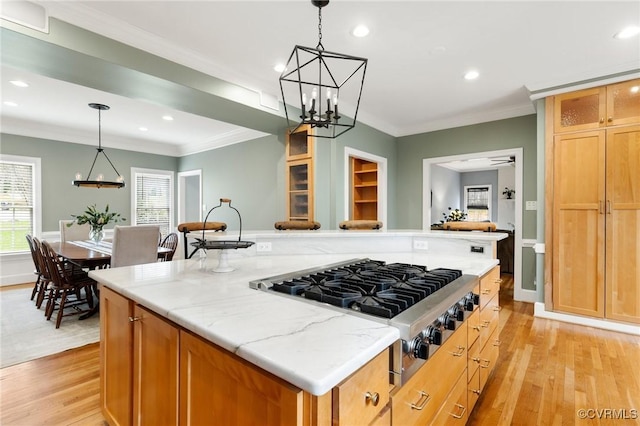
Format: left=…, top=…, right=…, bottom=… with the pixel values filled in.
left=472, top=325, right=481, bottom=331
left=493, top=340, right=502, bottom=347
left=450, top=346, right=465, bottom=357
left=493, top=306, right=502, bottom=312
left=495, top=278, right=502, bottom=283
left=481, top=289, right=491, bottom=295
left=365, top=391, right=380, bottom=406
left=472, top=357, right=481, bottom=364
left=410, top=391, right=431, bottom=410
left=450, top=403, right=467, bottom=419
left=128, top=316, right=141, bottom=322
left=480, top=320, right=490, bottom=328
left=480, top=359, right=491, bottom=368
left=472, top=389, right=481, bottom=395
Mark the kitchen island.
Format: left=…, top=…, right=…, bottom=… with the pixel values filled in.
left=90, top=230, right=503, bottom=425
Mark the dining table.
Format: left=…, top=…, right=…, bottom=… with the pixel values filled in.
left=48, top=240, right=171, bottom=319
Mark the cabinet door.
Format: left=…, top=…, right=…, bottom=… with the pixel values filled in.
left=100, top=287, right=134, bottom=426
left=180, top=331, right=304, bottom=426
left=605, top=125, right=640, bottom=323
left=606, top=80, right=640, bottom=127
left=286, top=158, right=314, bottom=221
left=286, top=125, right=313, bottom=160
left=552, top=130, right=606, bottom=317
left=132, top=305, right=179, bottom=425
left=554, top=87, right=606, bottom=133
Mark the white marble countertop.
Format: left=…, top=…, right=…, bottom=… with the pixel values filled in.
left=90, top=252, right=498, bottom=395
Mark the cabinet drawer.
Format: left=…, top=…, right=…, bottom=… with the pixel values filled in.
left=479, top=266, right=500, bottom=310
left=333, top=349, right=390, bottom=426
left=467, top=308, right=480, bottom=348
left=479, top=329, right=500, bottom=392
left=479, top=294, right=500, bottom=347
left=430, top=369, right=469, bottom=426
left=467, top=365, right=481, bottom=414
left=391, top=325, right=467, bottom=426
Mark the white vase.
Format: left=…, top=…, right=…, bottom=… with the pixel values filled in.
left=89, top=227, right=105, bottom=244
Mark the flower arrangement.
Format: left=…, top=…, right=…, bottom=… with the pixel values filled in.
left=68, top=204, right=126, bottom=232
left=442, top=207, right=467, bottom=222
left=502, top=187, right=515, bottom=199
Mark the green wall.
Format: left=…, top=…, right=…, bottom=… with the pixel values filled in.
left=1, top=133, right=177, bottom=232
left=396, top=115, right=537, bottom=238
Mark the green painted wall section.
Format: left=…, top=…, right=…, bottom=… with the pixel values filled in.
left=396, top=115, right=537, bottom=237
left=1, top=133, right=177, bottom=232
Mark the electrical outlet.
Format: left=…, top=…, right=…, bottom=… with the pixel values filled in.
left=470, top=245, right=484, bottom=254
left=256, top=242, right=272, bottom=252
left=526, top=201, right=537, bottom=210
left=413, top=240, right=428, bottom=250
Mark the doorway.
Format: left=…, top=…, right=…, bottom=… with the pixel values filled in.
left=177, top=169, right=202, bottom=224
left=422, top=148, right=525, bottom=301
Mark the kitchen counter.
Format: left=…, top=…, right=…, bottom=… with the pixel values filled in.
left=90, top=251, right=498, bottom=396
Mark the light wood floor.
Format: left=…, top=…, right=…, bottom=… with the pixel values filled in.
left=1, top=276, right=639, bottom=425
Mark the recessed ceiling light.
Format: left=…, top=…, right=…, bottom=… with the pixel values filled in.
left=274, top=63, right=286, bottom=73
left=10, top=80, right=29, bottom=88
left=614, top=25, right=640, bottom=39
left=162, top=115, right=174, bottom=121
left=352, top=25, right=370, bottom=38
left=139, top=127, right=148, bottom=132
left=3, top=101, right=18, bottom=107
left=464, top=70, right=480, bottom=80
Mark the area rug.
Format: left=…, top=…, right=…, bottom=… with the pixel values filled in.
left=0, top=286, right=100, bottom=368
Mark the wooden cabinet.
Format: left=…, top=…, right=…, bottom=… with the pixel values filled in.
left=605, top=125, right=640, bottom=323
left=553, top=79, right=640, bottom=133
left=350, top=157, right=379, bottom=220
left=101, top=286, right=394, bottom=426
left=180, top=330, right=304, bottom=426
left=332, top=349, right=390, bottom=426
left=391, top=324, right=467, bottom=426
left=549, top=78, right=640, bottom=324
left=286, top=125, right=314, bottom=221
left=100, top=286, right=133, bottom=426
left=466, top=265, right=500, bottom=416
left=100, top=287, right=179, bottom=426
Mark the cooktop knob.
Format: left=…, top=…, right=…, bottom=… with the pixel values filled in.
left=414, top=340, right=429, bottom=360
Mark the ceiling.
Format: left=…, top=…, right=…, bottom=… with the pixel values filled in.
left=1, top=1, right=639, bottom=157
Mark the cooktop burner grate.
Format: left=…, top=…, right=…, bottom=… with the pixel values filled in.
left=268, top=260, right=462, bottom=319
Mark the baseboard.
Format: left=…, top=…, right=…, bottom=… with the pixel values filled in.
left=534, top=302, right=640, bottom=335
left=514, top=288, right=537, bottom=303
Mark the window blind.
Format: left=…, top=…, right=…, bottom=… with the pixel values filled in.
left=135, top=172, right=171, bottom=237
left=0, top=161, right=34, bottom=252
left=466, top=187, right=489, bottom=210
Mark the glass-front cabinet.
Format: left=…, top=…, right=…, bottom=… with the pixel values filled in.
left=285, top=125, right=314, bottom=221
left=554, top=79, right=640, bottom=133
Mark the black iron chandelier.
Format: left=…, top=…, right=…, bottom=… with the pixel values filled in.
left=279, top=0, right=367, bottom=139
left=72, top=103, right=125, bottom=189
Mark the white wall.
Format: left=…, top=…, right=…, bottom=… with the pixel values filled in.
left=497, top=166, right=516, bottom=230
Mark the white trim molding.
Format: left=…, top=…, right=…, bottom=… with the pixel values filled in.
left=534, top=303, right=640, bottom=336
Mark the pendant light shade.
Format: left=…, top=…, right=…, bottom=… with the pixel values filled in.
left=279, top=0, right=367, bottom=139
left=72, top=103, right=125, bottom=189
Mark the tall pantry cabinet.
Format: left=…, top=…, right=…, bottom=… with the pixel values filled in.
left=546, top=79, right=640, bottom=324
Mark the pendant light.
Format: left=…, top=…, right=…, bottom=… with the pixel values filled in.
left=72, top=103, right=125, bottom=189
left=279, top=0, right=367, bottom=139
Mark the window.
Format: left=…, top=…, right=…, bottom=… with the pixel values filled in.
left=0, top=155, right=41, bottom=254
left=464, top=185, right=491, bottom=222
left=132, top=168, right=174, bottom=238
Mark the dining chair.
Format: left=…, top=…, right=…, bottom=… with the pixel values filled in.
left=159, top=232, right=179, bottom=261
left=111, top=225, right=161, bottom=268
left=25, top=234, right=44, bottom=302
left=41, top=240, right=95, bottom=328
left=59, top=219, right=91, bottom=242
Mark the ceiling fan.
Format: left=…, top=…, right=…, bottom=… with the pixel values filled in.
left=490, top=156, right=515, bottom=166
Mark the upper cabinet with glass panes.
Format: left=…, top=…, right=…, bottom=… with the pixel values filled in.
left=553, top=79, right=640, bottom=133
